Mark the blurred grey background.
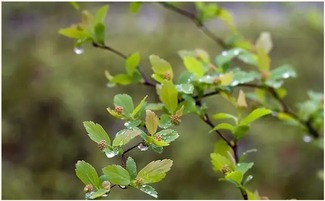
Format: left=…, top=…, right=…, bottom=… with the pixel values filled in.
left=2, top=2, right=324, bottom=199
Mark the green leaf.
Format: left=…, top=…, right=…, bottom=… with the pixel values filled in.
left=75, top=160, right=100, bottom=190
left=114, top=94, right=134, bottom=116
left=239, top=108, right=272, bottom=126
left=237, top=51, right=258, bottom=66
left=145, top=110, right=159, bottom=135
left=107, top=107, right=122, bottom=119
left=94, top=22, right=106, bottom=45
left=210, top=153, right=235, bottom=172
left=220, top=72, right=234, bottom=86
left=210, top=123, right=235, bottom=133
left=70, top=2, right=79, bottom=10
left=177, top=71, right=195, bottom=84
left=243, top=175, right=254, bottom=185
left=131, top=95, right=147, bottom=118
left=218, top=9, right=236, bottom=32
left=126, top=52, right=140, bottom=75
left=270, top=64, right=297, bottom=80
left=89, top=188, right=110, bottom=199
left=212, top=113, right=237, bottom=123
left=149, top=143, right=163, bottom=153
left=149, top=55, right=173, bottom=80
left=234, top=125, right=250, bottom=139
left=159, top=81, right=178, bottom=113
left=216, top=48, right=243, bottom=67
left=102, top=165, right=131, bottom=185
left=156, top=129, right=179, bottom=143
left=257, top=49, right=270, bottom=72
left=129, top=2, right=142, bottom=13
left=95, top=5, right=109, bottom=24
left=83, top=121, right=111, bottom=144
left=137, top=159, right=173, bottom=184
left=236, top=162, right=254, bottom=175
left=176, top=83, right=194, bottom=94
left=159, top=114, right=172, bottom=129
left=232, top=69, right=260, bottom=86
left=112, top=129, right=142, bottom=147
left=149, top=136, right=170, bottom=147
left=255, top=32, right=273, bottom=53
left=110, top=73, right=133, bottom=86
left=225, top=171, right=243, bottom=185
left=126, top=157, right=137, bottom=180
left=146, top=103, right=165, bottom=111
left=183, top=57, right=204, bottom=78
left=213, top=140, right=231, bottom=157
left=58, top=27, right=90, bottom=39
left=139, top=185, right=158, bottom=198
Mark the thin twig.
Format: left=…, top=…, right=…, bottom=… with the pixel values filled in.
left=92, top=42, right=156, bottom=87
left=121, top=142, right=142, bottom=168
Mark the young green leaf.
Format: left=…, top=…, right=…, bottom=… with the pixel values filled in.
left=183, top=57, right=204, bottom=78
left=239, top=108, right=272, bottom=126
left=95, top=5, right=109, bottom=24
left=220, top=72, right=234, bottom=86
left=126, top=52, right=140, bottom=75
left=255, top=32, right=273, bottom=54
left=159, top=114, right=172, bottom=129
left=110, top=74, right=133, bottom=86
left=209, top=123, right=235, bottom=133
left=131, top=95, right=148, bottom=118
left=236, top=162, right=254, bottom=175
left=114, top=94, right=134, bottom=116
left=175, top=83, right=194, bottom=94
left=102, top=165, right=131, bottom=185
left=94, top=22, right=106, bottom=45
left=215, top=48, right=243, bottom=67
left=137, top=159, right=173, bottom=184
left=70, top=2, right=79, bottom=10
left=156, top=129, right=179, bottom=143
left=145, top=110, right=159, bottom=135
left=112, top=129, right=142, bottom=147
left=213, top=140, right=232, bottom=158
left=150, top=136, right=170, bottom=147
left=210, top=153, right=235, bottom=172
left=58, top=27, right=91, bottom=39
left=270, top=64, right=296, bottom=80
left=126, top=156, right=137, bottom=180
left=233, top=125, right=250, bottom=139
left=159, top=81, right=178, bottom=113
left=139, top=185, right=158, bottom=198
left=89, top=188, right=110, bottom=199
left=212, top=113, right=237, bottom=123
left=225, top=171, right=243, bottom=185
left=149, top=55, right=173, bottom=80
left=257, top=48, right=270, bottom=72
left=83, top=121, right=111, bottom=145
left=75, top=160, right=100, bottom=190
left=237, top=90, right=248, bottom=109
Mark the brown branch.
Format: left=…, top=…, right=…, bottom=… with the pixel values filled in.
left=121, top=142, right=142, bottom=168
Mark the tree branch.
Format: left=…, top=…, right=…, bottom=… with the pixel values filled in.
left=121, top=142, right=142, bottom=168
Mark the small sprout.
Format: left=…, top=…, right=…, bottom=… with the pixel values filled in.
left=98, top=140, right=107, bottom=150
left=260, top=71, right=271, bottom=81
left=213, top=77, right=222, bottom=85
left=163, top=72, right=172, bottom=80
left=237, top=90, right=247, bottom=109
left=221, top=165, right=231, bottom=175
left=102, top=181, right=111, bottom=190
left=154, top=134, right=162, bottom=141
left=84, top=184, right=94, bottom=193
left=114, top=106, right=124, bottom=115
left=170, top=114, right=181, bottom=125
left=135, top=177, right=144, bottom=186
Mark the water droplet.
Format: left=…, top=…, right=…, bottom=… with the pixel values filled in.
left=231, top=80, right=239, bottom=86
left=74, top=46, right=84, bottom=55
left=237, top=164, right=241, bottom=166
left=282, top=72, right=290, bottom=78
left=303, top=135, right=312, bottom=143
left=234, top=49, right=240, bottom=55
left=271, top=111, right=278, bottom=116
left=105, top=151, right=116, bottom=158
left=101, top=194, right=108, bottom=197
left=119, top=185, right=127, bottom=189
left=137, top=143, right=149, bottom=151
left=221, top=51, right=228, bottom=56
left=124, top=122, right=130, bottom=127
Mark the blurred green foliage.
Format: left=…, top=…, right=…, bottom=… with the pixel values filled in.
left=2, top=2, right=323, bottom=199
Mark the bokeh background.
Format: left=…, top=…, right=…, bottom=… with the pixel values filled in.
left=2, top=2, right=324, bottom=200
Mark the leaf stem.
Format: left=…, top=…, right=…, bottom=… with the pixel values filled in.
left=121, top=142, right=142, bottom=168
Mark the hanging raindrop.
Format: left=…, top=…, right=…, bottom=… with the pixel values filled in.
left=74, top=46, right=84, bottom=55
left=137, top=143, right=149, bottom=151
left=119, top=185, right=127, bottom=189
left=105, top=151, right=116, bottom=158
left=303, top=135, right=312, bottom=143
left=282, top=72, right=290, bottom=79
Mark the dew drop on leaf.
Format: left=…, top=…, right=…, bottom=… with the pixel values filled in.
left=74, top=46, right=84, bottom=55
left=119, top=185, right=127, bottom=189
left=282, top=72, right=290, bottom=79
left=105, top=152, right=116, bottom=158
left=221, top=51, right=228, bottom=56
left=137, top=143, right=149, bottom=151
left=303, top=135, right=312, bottom=143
